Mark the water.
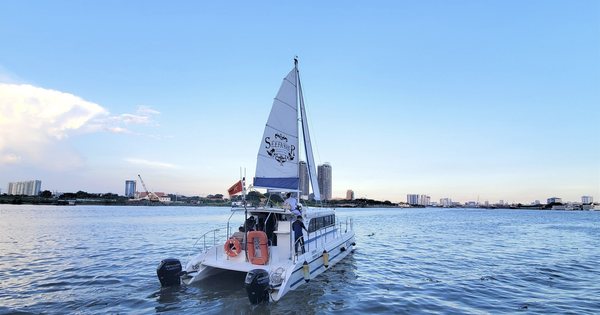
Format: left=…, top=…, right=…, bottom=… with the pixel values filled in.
left=1, top=205, right=599, bottom=314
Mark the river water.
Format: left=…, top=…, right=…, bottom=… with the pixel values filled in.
left=0, top=205, right=598, bottom=314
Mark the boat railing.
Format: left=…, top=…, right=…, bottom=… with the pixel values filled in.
left=291, top=237, right=306, bottom=264
left=334, top=215, right=354, bottom=235
left=185, top=228, right=224, bottom=266
left=289, top=215, right=354, bottom=264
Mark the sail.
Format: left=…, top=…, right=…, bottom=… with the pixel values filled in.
left=253, top=68, right=300, bottom=190
left=299, top=80, right=321, bottom=201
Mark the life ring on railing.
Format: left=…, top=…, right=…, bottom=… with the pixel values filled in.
left=224, top=238, right=242, bottom=257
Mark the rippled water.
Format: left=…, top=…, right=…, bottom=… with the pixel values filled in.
left=1, top=205, right=599, bottom=314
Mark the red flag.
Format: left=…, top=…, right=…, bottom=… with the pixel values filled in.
left=228, top=180, right=243, bottom=196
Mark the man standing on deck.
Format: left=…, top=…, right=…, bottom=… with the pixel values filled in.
left=292, top=215, right=308, bottom=254
left=284, top=192, right=298, bottom=211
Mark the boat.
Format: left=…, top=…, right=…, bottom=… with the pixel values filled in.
left=156, top=58, right=356, bottom=304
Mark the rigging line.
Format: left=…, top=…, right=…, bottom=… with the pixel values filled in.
left=297, top=70, right=322, bottom=166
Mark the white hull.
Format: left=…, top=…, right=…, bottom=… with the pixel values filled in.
left=180, top=208, right=355, bottom=302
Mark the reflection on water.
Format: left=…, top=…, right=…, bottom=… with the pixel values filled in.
left=1, top=205, right=599, bottom=314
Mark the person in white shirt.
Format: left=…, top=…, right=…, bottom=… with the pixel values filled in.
left=284, top=193, right=299, bottom=212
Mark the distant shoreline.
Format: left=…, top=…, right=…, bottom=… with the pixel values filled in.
left=1, top=197, right=593, bottom=211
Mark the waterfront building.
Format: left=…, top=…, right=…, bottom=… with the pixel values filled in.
left=408, top=194, right=430, bottom=206
left=420, top=195, right=431, bottom=206
left=125, top=180, right=136, bottom=198
left=7, top=180, right=42, bottom=196
left=547, top=197, right=562, bottom=204
left=298, top=161, right=309, bottom=199
left=582, top=196, right=594, bottom=204
left=407, top=194, right=419, bottom=205
left=440, top=198, right=453, bottom=207
left=346, top=190, right=354, bottom=200
left=317, top=162, right=332, bottom=200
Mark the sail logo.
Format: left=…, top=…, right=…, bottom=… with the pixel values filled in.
left=264, top=133, right=296, bottom=165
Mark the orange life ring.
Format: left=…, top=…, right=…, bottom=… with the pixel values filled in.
left=224, top=238, right=242, bottom=257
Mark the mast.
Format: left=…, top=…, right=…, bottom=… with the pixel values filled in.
left=297, top=59, right=322, bottom=203
left=295, top=56, right=300, bottom=192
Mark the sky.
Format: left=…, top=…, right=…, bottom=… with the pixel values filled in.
left=0, top=1, right=598, bottom=204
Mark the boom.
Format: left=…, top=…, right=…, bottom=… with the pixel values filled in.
left=138, top=174, right=159, bottom=202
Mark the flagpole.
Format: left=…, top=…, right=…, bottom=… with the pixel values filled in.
left=242, top=168, right=249, bottom=262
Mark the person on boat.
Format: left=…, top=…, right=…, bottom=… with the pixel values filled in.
left=292, top=215, right=308, bottom=254
left=244, top=216, right=256, bottom=232
left=292, top=207, right=301, bottom=218
left=284, top=193, right=298, bottom=211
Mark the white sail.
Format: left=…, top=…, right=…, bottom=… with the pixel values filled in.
left=253, top=68, right=300, bottom=190
left=299, top=80, right=321, bottom=201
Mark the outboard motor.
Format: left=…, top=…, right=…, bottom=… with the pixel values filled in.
left=245, top=269, right=270, bottom=304
left=157, top=258, right=182, bottom=287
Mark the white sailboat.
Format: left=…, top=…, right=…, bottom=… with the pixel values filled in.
left=156, top=58, right=356, bottom=304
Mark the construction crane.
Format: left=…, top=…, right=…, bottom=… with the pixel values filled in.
left=138, top=174, right=159, bottom=202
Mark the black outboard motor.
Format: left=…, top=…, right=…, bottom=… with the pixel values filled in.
left=157, top=258, right=182, bottom=287
left=245, top=269, right=270, bottom=304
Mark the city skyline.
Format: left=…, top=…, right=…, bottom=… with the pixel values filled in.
left=3, top=177, right=594, bottom=206
left=0, top=1, right=598, bottom=204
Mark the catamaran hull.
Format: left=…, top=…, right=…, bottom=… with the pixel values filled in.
left=271, top=231, right=355, bottom=302
left=175, top=230, right=355, bottom=303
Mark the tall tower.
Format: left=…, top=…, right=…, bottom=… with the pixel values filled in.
left=7, top=180, right=41, bottom=196
left=407, top=194, right=419, bottom=205
left=346, top=190, right=354, bottom=200
left=125, top=180, right=136, bottom=198
left=317, top=162, right=332, bottom=200
left=298, top=161, right=309, bottom=199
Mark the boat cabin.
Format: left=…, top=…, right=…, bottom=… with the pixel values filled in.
left=227, top=206, right=337, bottom=265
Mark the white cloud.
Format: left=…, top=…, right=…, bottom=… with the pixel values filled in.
left=0, top=153, right=21, bottom=164
left=0, top=84, right=108, bottom=167
left=0, top=83, right=166, bottom=170
left=121, top=113, right=151, bottom=124
left=125, top=158, right=176, bottom=168
left=99, top=105, right=161, bottom=126
left=137, top=105, right=161, bottom=116
left=104, top=126, right=132, bottom=134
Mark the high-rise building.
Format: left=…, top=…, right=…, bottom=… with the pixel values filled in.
left=582, top=196, right=594, bottom=204
left=317, top=162, right=332, bottom=200
left=408, top=194, right=430, bottom=206
left=125, top=180, right=136, bottom=198
left=407, top=194, right=419, bottom=205
left=346, top=190, right=354, bottom=200
left=298, top=161, right=309, bottom=199
left=420, top=195, right=430, bottom=206
left=440, top=198, right=453, bottom=207
left=7, top=180, right=42, bottom=196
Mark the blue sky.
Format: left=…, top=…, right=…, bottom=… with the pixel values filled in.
left=0, top=1, right=598, bottom=204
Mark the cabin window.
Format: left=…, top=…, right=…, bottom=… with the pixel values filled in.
left=308, top=215, right=335, bottom=233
